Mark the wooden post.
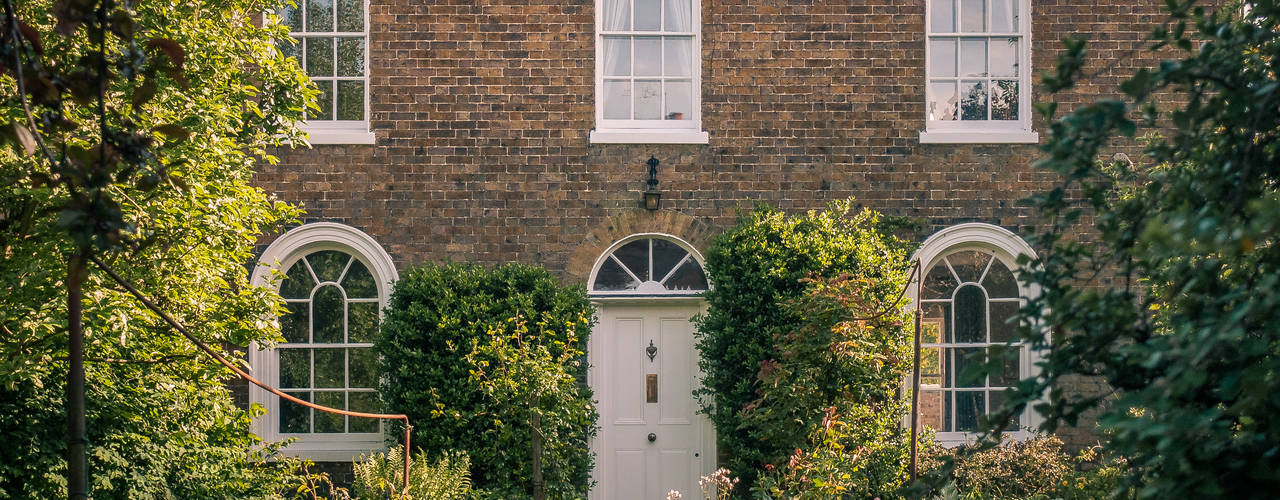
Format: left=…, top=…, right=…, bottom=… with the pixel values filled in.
left=67, top=251, right=88, bottom=500
left=532, top=411, right=544, bottom=500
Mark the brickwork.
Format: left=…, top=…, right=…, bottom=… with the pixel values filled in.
left=254, top=0, right=1181, bottom=449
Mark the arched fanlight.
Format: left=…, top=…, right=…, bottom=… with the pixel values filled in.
left=590, top=236, right=708, bottom=295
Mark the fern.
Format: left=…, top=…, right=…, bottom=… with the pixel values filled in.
left=351, top=446, right=472, bottom=500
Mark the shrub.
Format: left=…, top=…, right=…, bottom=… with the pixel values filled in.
left=918, top=435, right=1128, bottom=500
left=747, top=273, right=915, bottom=499
left=694, top=200, right=914, bottom=492
left=376, top=262, right=596, bottom=499
left=351, top=446, right=471, bottom=500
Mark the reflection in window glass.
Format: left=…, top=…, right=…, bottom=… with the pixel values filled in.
left=927, top=0, right=1024, bottom=122
left=276, top=0, right=367, bottom=122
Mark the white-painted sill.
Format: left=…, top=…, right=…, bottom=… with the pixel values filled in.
left=919, top=130, right=1039, bottom=144
left=590, top=129, right=710, bottom=145
left=303, top=124, right=376, bottom=145
left=275, top=440, right=388, bottom=462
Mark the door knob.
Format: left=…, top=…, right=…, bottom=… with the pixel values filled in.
left=647, top=432, right=657, bottom=443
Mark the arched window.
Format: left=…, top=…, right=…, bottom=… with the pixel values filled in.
left=589, top=234, right=708, bottom=295
left=913, top=223, right=1039, bottom=444
left=249, top=223, right=396, bottom=460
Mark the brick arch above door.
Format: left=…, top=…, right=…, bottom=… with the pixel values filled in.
left=565, top=209, right=716, bottom=286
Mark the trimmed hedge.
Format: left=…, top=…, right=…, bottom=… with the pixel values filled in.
left=693, top=201, right=914, bottom=492
left=376, top=262, right=597, bottom=499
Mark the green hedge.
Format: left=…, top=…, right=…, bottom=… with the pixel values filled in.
left=693, top=201, right=914, bottom=492
left=376, top=262, right=597, bottom=499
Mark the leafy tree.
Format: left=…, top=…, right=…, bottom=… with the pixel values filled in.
left=693, top=201, right=914, bottom=493
left=376, top=262, right=597, bottom=499
left=0, top=0, right=312, bottom=496
left=994, top=1, right=1280, bottom=497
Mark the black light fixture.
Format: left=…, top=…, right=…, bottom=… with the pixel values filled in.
left=643, top=155, right=661, bottom=211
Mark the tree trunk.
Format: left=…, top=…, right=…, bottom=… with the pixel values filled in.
left=67, top=251, right=88, bottom=500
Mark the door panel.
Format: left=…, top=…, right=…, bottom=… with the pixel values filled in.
left=592, top=302, right=714, bottom=500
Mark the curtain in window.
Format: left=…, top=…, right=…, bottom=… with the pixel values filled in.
left=604, top=0, right=630, bottom=30
left=664, top=0, right=692, bottom=32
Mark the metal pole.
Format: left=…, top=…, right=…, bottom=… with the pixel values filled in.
left=403, top=425, right=412, bottom=494
left=532, top=411, right=544, bottom=500
left=67, top=251, right=88, bottom=500
left=909, top=261, right=922, bottom=482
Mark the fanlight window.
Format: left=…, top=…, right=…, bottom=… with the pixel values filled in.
left=276, top=249, right=380, bottom=434
left=917, top=248, right=1024, bottom=433
left=591, top=237, right=708, bottom=294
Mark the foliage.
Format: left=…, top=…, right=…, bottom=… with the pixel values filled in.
left=694, top=200, right=914, bottom=493
left=0, top=0, right=311, bottom=495
left=990, top=0, right=1280, bottom=497
left=747, top=273, right=915, bottom=499
left=351, top=446, right=472, bottom=500
left=919, top=435, right=1127, bottom=500
left=376, top=262, right=597, bottom=499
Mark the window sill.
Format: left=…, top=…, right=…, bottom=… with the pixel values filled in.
left=303, top=124, right=376, bottom=145
left=590, top=129, right=709, bottom=144
left=919, top=130, right=1039, bottom=144
left=274, top=437, right=388, bottom=462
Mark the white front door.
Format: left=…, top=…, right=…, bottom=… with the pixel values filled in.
left=591, top=301, right=715, bottom=500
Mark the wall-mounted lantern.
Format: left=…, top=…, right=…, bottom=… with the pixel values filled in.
left=644, top=155, right=661, bottom=211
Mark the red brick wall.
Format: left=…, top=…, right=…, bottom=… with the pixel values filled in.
left=255, top=0, right=1183, bottom=448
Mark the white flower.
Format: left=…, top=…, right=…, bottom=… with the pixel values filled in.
left=666, top=490, right=682, bottom=500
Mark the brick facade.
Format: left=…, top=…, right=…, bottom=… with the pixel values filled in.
left=255, top=0, right=1174, bottom=452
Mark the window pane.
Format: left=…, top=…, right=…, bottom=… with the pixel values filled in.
left=349, top=348, right=377, bottom=388
left=921, top=347, right=943, bottom=385
left=305, top=37, right=334, bottom=77
left=613, top=240, right=650, bottom=281
left=651, top=239, right=688, bottom=282
left=634, top=37, right=662, bottom=76
left=313, top=284, right=345, bottom=343
left=337, top=80, right=364, bottom=120
left=948, top=250, right=991, bottom=283
left=314, top=391, right=345, bottom=432
left=594, top=255, right=638, bottom=291
left=306, top=0, right=334, bottom=32
left=663, top=0, right=692, bottom=31
left=280, top=348, right=311, bottom=389
left=922, top=303, right=950, bottom=343
left=959, top=38, right=987, bottom=76
left=989, top=301, right=1019, bottom=343
left=342, top=259, right=377, bottom=298
left=929, top=81, right=958, bottom=121
left=990, top=0, right=1017, bottom=32
left=953, top=284, right=987, bottom=342
left=922, top=262, right=957, bottom=299
left=280, top=391, right=311, bottom=433
left=991, top=346, right=1021, bottom=387
left=664, top=80, right=692, bottom=120
left=920, top=390, right=944, bottom=431
left=929, top=38, right=956, bottom=77
left=954, top=347, right=986, bottom=387
left=960, top=80, right=987, bottom=120
left=337, top=0, right=363, bottom=32
left=308, top=250, right=349, bottom=282
left=989, top=38, right=1018, bottom=76
left=634, top=80, right=662, bottom=120
left=930, top=0, right=955, bottom=33
left=278, top=4, right=303, bottom=31
left=664, top=37, right=692, bottom=76
left=281, top=301, right=310, bottom=343
left=349, top=392, right=380, bottom=432
left=988, top=391, right=1020, bottom=431
left=603, top=80, right=631, bottom=119
left=278, top=36, right=302, bottom=63
left=603, top=37, right=631, bottom=76
left=281, top=260, right=314, bottom=299
left=311, top=79, right=334, bottom=120
left=982, top=259, right=1018, bottom=298
left=337, top=37, right=365, bottom=76
left=665, top=259, right=708, bottom=291
left=602, top=0, right=631, bottom=30
left=314, top=348, right=345, bottom=388
left=348, top=302, right=379, bottom=342
left=959, top=0, right=985, bottom=32
left=991, top=80, right=1019, bottom=120
left=635, top=0, right=661, bottom=31
left=955, top=391, right=985, bottom=431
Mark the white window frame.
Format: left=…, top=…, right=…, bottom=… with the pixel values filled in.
left=920, top=0, right=1037, bottom=144
left=248, top=222, right=397, bottom=461
left=910, top=223, right=1044, bottom=447
left=587, top=233, right=711, bottom=298
left=590, top=0, right=710, bottom=144
left=277, top=0, right=375, bottom=145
